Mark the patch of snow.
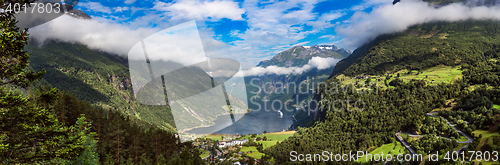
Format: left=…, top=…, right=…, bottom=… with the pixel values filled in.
left=303, top=46, right=311, bottom=49
left=318, top=46, right=333, bottom=50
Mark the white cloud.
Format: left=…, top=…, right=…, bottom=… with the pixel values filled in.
left=29, top=15, right=256, bottom=69
left=228, top=0, right=346, bottom=67
left=114, top=6, right=130, bottom=12
left=235, top=0, right=320, bottom=45
left=77, top=2, right=112, bottom=13
left=30, top=15, right=158, bottom=61
left=309, top=56, right=339, bottom=70
left=292, top=41, right=310, bottom=47
left=319, top=34, right=335, bottom=40
left=124, top=0, right=136, bottom=4
left=128, top=21, right=209, bottom=66
left=350, top=0, right=390, bottom=11
left=242, top=57, right=340, bottom=76
left=307, top=11, right=345, bottom=30
left=336, top=1, right=500, bottom=50
left=152, top=0, right=245, bottom=21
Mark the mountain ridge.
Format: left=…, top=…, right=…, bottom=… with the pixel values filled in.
left=257, top=44, right=350, bottom=68
left=329, top=20, right=500, bottom=78
left=245, top=44, right=351, bottom=113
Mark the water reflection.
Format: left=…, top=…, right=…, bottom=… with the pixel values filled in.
left=187, top=101, right=295, bottom=135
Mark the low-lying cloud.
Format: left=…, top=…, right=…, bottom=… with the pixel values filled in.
left=242, top=57, right=340, bottom=76
left=336, top=0, right=500, bottom=50
left=30, top=15, right=158, bottom=58
left=30, top=15, right=243, bottom=67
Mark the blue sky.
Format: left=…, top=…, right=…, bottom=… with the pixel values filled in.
left=29, top=0, right=500, bottom=72
left=68, top=0, right=392, bottom=67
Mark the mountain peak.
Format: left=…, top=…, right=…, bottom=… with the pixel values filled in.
left=301, top=45, right=349, bottom=52
left=63, top=4, right=92, bottom=20
left=257, top=44, right=351, bottom=68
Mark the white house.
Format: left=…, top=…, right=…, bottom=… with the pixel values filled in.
left=218, top=139, right=248, bottom=148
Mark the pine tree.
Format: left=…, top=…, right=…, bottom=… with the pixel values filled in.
left=106, top=111, right=128, bottom=164
left=69, top=115, right=99, bottom=165
left=0, top=0, right=45, bottom=87
left=0, top=1, right=85, bottom=163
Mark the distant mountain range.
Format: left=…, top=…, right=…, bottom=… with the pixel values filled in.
left=245, top=44, right=350, bottom=110
left=257, top=45, right=350, bottom=68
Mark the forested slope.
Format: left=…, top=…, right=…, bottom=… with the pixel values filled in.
left=330, top=20, right=500, bottom=77
left=26, top=41, right=178, bottom=132
left=266, top=20, right=500, bottom=164
left=27, top=40, right=249, bottom=133
left=45, top=87, right=203, bottom=164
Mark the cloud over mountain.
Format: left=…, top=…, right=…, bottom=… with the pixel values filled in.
left=336, top=0, right=500, bottom=49
left=242, top=57, right=340, bottom=76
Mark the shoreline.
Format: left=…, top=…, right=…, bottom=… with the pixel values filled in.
left=196, top=130, right=298, bottom=138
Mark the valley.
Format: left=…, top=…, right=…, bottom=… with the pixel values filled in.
left=3, top=0, right=500, bottom=164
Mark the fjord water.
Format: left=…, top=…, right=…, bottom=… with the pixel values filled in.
left=187, top=101, right=295, bottom=135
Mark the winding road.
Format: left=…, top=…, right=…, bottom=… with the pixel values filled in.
left=425, top=112, right=473, bottom=143
left=387, top=112, right=473, bottom=164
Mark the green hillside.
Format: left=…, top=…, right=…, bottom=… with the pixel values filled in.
left=331, top=20, right=500, bottom=78
left=26, top=41, right=178, bottom=131
left=27, top=40, right=249, bottom=134
left=265, top=20, right=500, bottom=163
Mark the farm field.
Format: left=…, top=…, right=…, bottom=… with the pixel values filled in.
left=358, top=142, right=406, bottom=163
left=240, top=146, right=265, bottom=159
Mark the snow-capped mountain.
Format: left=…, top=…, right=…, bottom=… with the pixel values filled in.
left=257, top=45, right=350, bottom=68
left=245, top=44, right=351, bottom=104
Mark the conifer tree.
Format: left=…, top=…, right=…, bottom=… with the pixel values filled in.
left=69, top=115, right=99, bottom=165
left=0, top=0, right=45, bottom=87
left=0, top=0, right=85, bottom=163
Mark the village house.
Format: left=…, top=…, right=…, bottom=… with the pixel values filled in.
left=217, top=139, right=248, bottom=148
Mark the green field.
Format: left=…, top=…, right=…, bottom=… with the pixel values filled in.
left=472, top=129, right=500, bottom=165
left=474, top=130, right=499, bottom=139
left=242, top=131, right=296, bottom=149
left=242, top=131, right=296, bottom=141
left=199, top=149, right=210, bottom=158
left=358, top=142, right=406, bottom=163
left=259, top=141, right=278, bottom=149
left=240, top=146, right=265, bottom=159
left=494, top=104, right=500, bottom=110
left=203, top=134, right=224, bottom=141
left=387, top=65, right=462, bottom=85
left=473, top=129, right=499, bottom=149
left=336, top=65, right=463, bottom=90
